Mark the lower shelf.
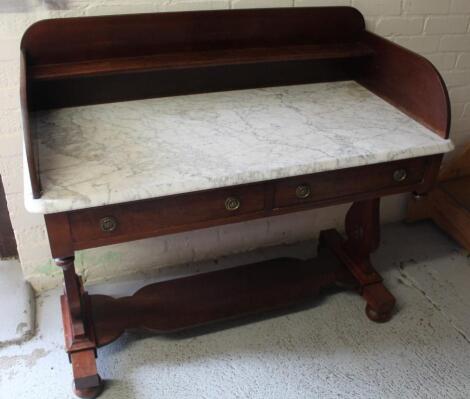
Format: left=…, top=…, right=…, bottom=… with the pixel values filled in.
left=90, top=247, right=353, bottom=347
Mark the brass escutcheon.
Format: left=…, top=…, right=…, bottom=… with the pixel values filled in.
left=296, top=184, right=311, bottom=199
left=100, top=216, right=118, bottom=232
left=225, top=197, right=241, bottom=211
left=393, top=169, right=407, bottom=182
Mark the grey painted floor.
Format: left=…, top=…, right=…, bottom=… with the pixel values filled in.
left=1, top=222, right=470, bottom=399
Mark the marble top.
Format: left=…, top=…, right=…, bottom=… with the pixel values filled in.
left=25, top=81, right=453, bottom=214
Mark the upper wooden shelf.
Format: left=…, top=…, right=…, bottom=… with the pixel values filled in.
left=29, top=42, right=373, bottom=81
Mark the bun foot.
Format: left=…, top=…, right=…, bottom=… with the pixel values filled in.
left=73, top=375, right=103, bottom=399
left=362, top=283, right=395, bottom=323
left=365, top=304, right=392, bottom=323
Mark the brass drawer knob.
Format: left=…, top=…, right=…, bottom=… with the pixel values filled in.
left=225, top=197, right=241, bottom=211
left=393, top=169, right=407, bottom=182
left=100, top=216, right=118, bottom=232
left=296, top=184, right=311, bottom=199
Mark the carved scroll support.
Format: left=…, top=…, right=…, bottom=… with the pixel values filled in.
left=320, top=198, right=396, bottom=322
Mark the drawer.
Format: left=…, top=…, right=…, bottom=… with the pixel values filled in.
left=68, top=185, right=266, bottom=244
left=274, top=158, right=427, bottom=209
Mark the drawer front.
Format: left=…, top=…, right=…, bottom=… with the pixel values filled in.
left=274, top=158, right=427, bottom=208
left=69, top=185, right=266, bottom=243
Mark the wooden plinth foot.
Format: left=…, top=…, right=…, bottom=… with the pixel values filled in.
left=71, top=350, right=103, bottom=399
left=56, top=256, right=101, bottom=398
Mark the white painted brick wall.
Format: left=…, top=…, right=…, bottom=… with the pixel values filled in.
left=0, top=0, right=469, bottom=292
left=451, top=0, right=470, bottom=14
left=425, top=16, right=469, bottom=34
left=375, top=16, right=424, bottom=36
left=403, top=0, right=451, bottom=15
left=353, top=0, right=402, bottom=16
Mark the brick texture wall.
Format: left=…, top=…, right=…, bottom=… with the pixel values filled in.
left=0, top=0, right=468, bottom=291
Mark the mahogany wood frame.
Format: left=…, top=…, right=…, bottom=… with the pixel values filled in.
left=20, top=7, right=451, bottom=398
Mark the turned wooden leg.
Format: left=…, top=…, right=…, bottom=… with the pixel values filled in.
left=56, top=256, right=103, bottom=398
left=320, top=198, right=396, bottom=322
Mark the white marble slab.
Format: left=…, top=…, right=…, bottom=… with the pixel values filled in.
left=24, top=81, right=453, bottom=214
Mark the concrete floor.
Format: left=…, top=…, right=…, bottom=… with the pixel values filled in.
left=1, top=222, right=470, bottom=399
left=0, top=259, right=34, bottom=346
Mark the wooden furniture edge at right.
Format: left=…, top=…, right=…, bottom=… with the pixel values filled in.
left=407, top=147, right=470, bottom=252
left=407, top=185, right=470, bottom=252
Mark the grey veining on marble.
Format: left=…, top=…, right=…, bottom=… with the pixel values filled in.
left=24, top=81, right=453, bottom=214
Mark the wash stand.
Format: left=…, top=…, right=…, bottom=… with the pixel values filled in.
left=21, top=7, right=453, bottom=398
